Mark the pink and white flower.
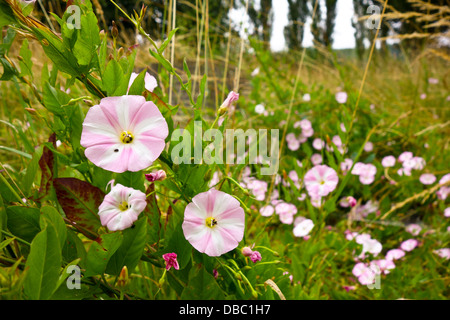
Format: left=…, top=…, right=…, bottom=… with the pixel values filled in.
left=381, top=155, right=396, bottom=168
left=335, top=92, right=348, bottom=104
left=303, top=165, right=339, bottom=198
left=310, top=153, right=323, bottom=165
left=419, top=173, right=436, bottom=185
left=182, top=189, right=245, bottom=257
left=260, top=205, right=274, bottom=217
left=400, top=239, right=418, bottom=252
left=405, top=224, right=422, bottom=236
left=275, top=202, right=297, bottom=224
left=98, top=183, right=147, bottom=231
left=385, top=248, right=405, bottom=261
left=293, top=217, right=314, bottom=237
left=81, top=96, right=168, bottom=173
left=398, top=151, right=413, bottom=163
left=433, top=248, right=450, bottom=260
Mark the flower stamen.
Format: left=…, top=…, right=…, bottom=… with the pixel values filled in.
left=120, top=131, right=134, bottom=144
left=205, top=217, right=218, bottom=228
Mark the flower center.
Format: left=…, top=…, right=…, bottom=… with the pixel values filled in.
left=120, top=131, right=134, bottom=144
left=319, top=180, right=325, bottom=185
left=205, top=217, right=218, bottom=228
left=118, top=201, right=130, bottom=211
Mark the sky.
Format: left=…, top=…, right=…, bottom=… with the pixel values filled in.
left=230, top=0, right=357, bottom=51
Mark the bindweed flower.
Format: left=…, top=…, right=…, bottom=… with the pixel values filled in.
left=372, top=259, right=395, bottom=275
left=356, top=233, right=382, bottom=258
left=145, top=170, right=167, bottom=182
left=363, top=141, right=373, bottom=152
left=433, top=248, right=450, bottom=260
left=254, top=104, right=265, bottom=114
left=310, top=153, right=323, bottom=165
left=250, top=251, right=262, bottom=263
left=419, top=173, right=436, bottom=185
left=218, top=91, right=239, bottom=115
left=400, top=239, right=418, bottom=252
left=98, top=183, right=147, bottom=231
left=444, top=207, right=450, bottom=218
left=347, top=196, right=357, bottom=207
left=398, top=151, right=413, bottom=163
left=81, top=96, right=168, bottom=173
left=293, top=217, right=314, bottom=238
left=405, top=224, right=422, bottom=236
left=303, top=93, right=311, bottom=102
left=162, top=253, right=180, bottom=271
left=335, top=92, right=348, bottom=104
left=381, top=156, right=396, bottom=168
left=312, top=138, right=325, bottom=150
left=128, top=71, right=158, bottom=92
left=386, top=248, right=405, bottom=261
left=275, top=202, right=297, bottom=224
left=304, top=165, right=339, bottom=198
left=241, top=246, right=254, bottom=257
left=182, top=189, right=245, bottom=257
left=260, top=205, right=274, bottom=217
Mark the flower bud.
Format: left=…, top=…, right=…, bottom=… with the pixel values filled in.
left=218, top=91, right=239, bottom=115
left=145, top=170, right=167, bottom=182
left=241, top=246, right=253, bottom=257
left=117, top=266, right=129, bottom=288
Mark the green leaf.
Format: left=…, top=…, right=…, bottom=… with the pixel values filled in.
left=32, top=27, right=80, bottom=77
left=180, top=265, right=225, bottom=300
left=18, top=39, right=33, bottom=77
left=73, top=12, right=100, bottom=67
left=24, top=224, right=62, bottom=300
left=163, top=220, right=191, bottom=270
left=102, top=59, right=124, bottom=96
left=0, top=194, right=6, bottom=241
left=158, top=28, right=178, bottom=54
left=127, top=69, right=146, bottom=95
left=106, top=217, right=148, bottom=275
left=40, top=206, right=67, bottom=251
left=114, top=171, right=145, bottom=192
left=84, top=232, right=123, bottom=277
left=149, top=49, right=174, bottom=73
left=6, top=206, right=41, bottom=243
left=42, top=82, right=71, bottom=116
left=54, top=177, right=104, bottom=239
left=21, top=145, right=43, bottom=197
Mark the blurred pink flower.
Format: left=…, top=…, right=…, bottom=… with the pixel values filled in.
left=433, top=248, right=450, bottom=260
left=398, top=151, right=413, bottom=163
left=219, top=91, right=239, bottom=114
left=293, top=217, right=314, bottom=237
left=381, top=155, right=396, bottom=168
left=98, top=183, right=147, bottom=231
left=363, top=141, right=373, bottom=152
left=313, top=138, right=325, bottom=150
left=335, top=92, right=348, bottom=104
left=444, top=207, right=450, bottom=218
left=310, top=153, right=323, bottom=165
left=81, top=96, right=168, bottom=173
left=340, top=158, right=353, bottom=174
left=372, top=259, right=395, bottom=274
left=400, top=239, right=418, bottom=252
left=250, top=251, right=262, bottom=263
left=419, top=173, right=436, bottom=185
left=347, top=196, right=357, bottom=207
left=405, top=224, right=422, bottom=236
left=385, top=248, right=405, bottom=261
left=275, top=202, right=297, bottom=224
left=162, top=253, right=180, bottom=271
left=428, top=77, right=439, bottom=84
left=260, top=205, right=274, bottom=217
left=304, top=165, right=339, bottom=198
left=182, top=189, right=245, bottom=256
